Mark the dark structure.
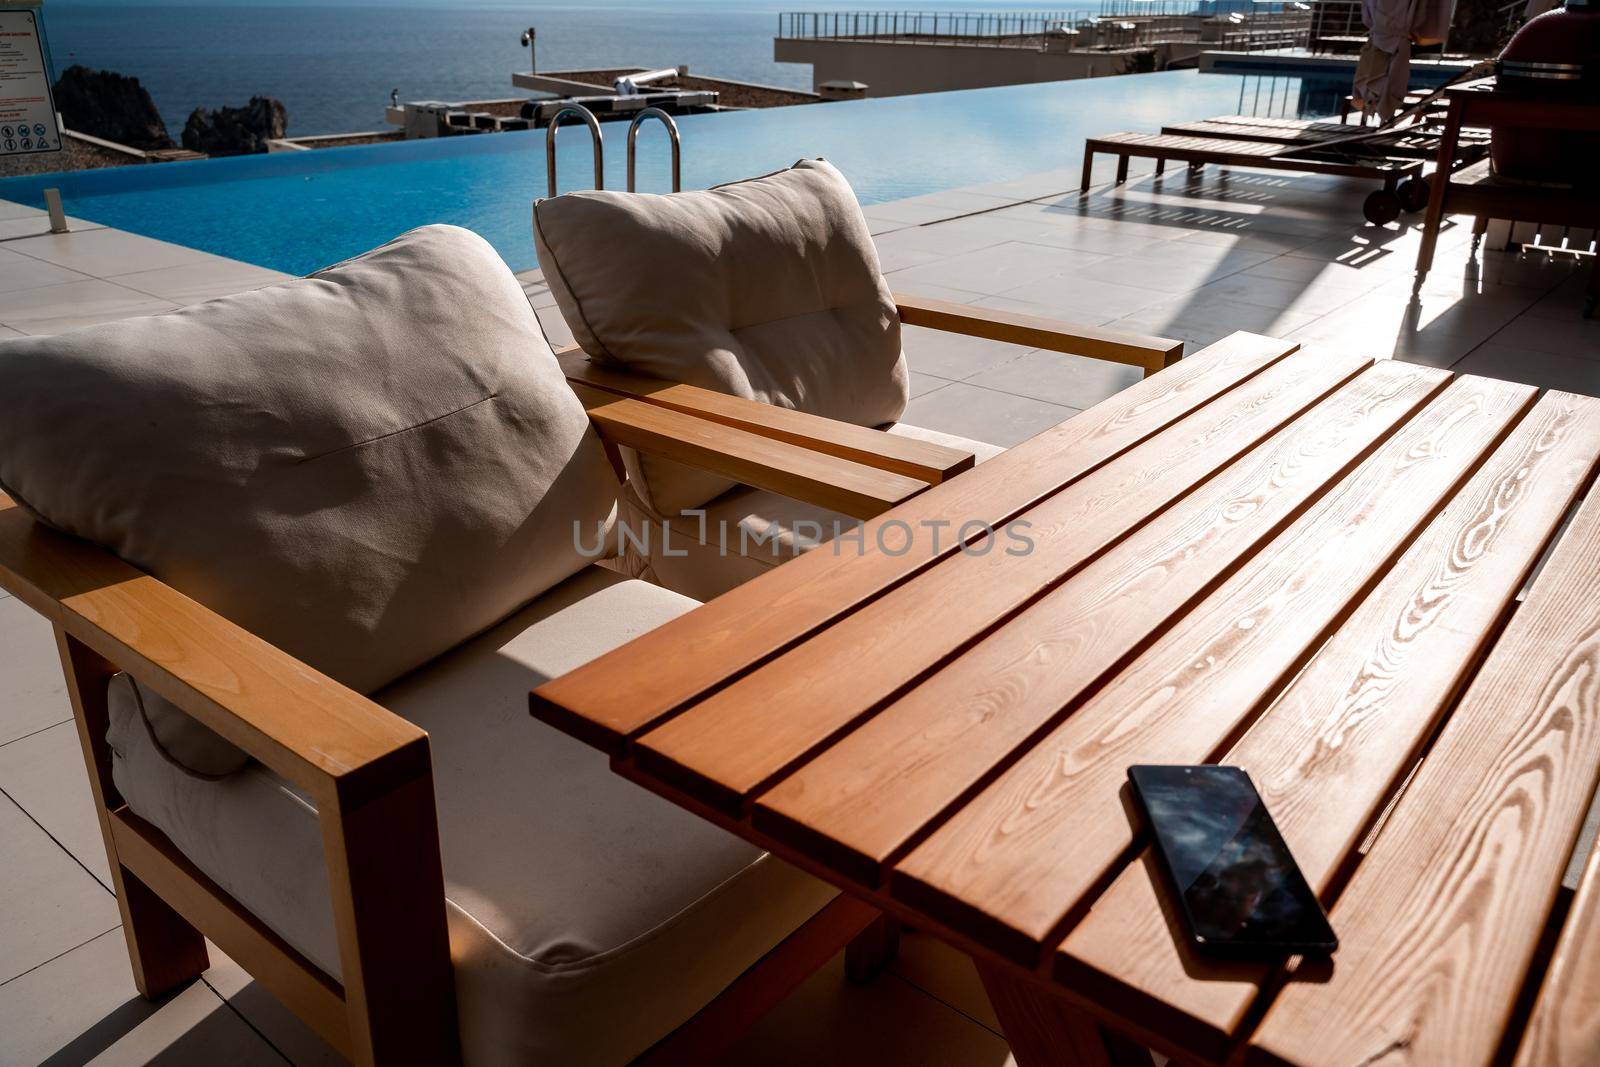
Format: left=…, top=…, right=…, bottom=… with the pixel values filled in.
left=51, top=65, right=173, bottom=150
left=182, top=96, right=288, bottom=155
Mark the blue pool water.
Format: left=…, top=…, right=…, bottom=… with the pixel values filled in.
left=0, top=71, right=1337, bottom=276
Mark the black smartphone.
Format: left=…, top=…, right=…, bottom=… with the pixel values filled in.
left=1126, top=765, right=1337, bottom=959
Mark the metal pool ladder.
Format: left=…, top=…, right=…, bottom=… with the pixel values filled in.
left=546, top=105, right=603, bottom=197
left=627, top=107, right=681, bottom=193
left=545, top=104, right=682, bottom=197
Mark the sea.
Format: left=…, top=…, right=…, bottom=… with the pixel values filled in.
left=39, top=1, right=1098, bottom=138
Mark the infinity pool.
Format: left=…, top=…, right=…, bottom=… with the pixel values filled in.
left=0, top=71, right=1335, bottom=275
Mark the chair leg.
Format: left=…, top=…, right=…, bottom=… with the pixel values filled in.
left=56, top=629, right=208, bottom=998
left=1115, top=154, right=1130, bottom=185
left=844, top=913, right=901, bottom=983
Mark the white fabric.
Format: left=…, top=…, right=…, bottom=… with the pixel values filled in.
left=1, top=224, right=619, bottom=776
left=534, top=159, right=909, bottom=516
left=627, top=424, right=1005, bottom=600
left=108, top=566, right=836, bottom=1066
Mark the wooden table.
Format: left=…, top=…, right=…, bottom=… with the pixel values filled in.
left=533, top=333, right=1600, bottom=1067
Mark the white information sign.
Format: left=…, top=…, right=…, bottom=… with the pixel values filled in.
left=0, top=8, right=59, bottom=156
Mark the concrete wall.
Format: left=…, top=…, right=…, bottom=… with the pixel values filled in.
left=774, top=38, right=1169, bottom=96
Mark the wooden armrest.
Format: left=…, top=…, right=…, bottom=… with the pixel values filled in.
left=0, top=494, right=423, bottom=807
left=581, top=394, right=930, bottom=520
left=557, top=347, right=973, bottom=485
left=893, top=292, right=1183, bottom=377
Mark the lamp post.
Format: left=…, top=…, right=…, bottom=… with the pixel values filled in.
left=520, top=27, right=536, bottom=73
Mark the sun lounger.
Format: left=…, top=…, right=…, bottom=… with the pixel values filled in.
left=1162, top=116, right=1490, bottom=161
left=1081, top=131, right=1427, bottom=224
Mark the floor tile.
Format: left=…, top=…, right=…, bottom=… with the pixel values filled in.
left=901, top=325, right=1037, bottom=381
left=1184, top=270, right=1369, bottom=318
left=711, top=953, right=1013, bottom=1067
left=1524, top=272, right=1598, bottom=321
left=536, top=304, right=575, bottom=349
left=0, top=721, right=110, bottom=887
left=907, top=371, right=951, bottom=399
left=1083, top=244, right=1277, bottom=295
left=0, top=596, right=71, bottom=746
left=0, top=198, right=45, bottom=222
left=889, top=242, right=1109, bottom=298
left=1452, top=343, right=1600, bottom=398
left=903, top=381, right=1079, bottom=448
left=0, top=929, right=286, bottom=1067
left=0, top=791, right=119, bottom=985
left=889, top=930, right=1003, bottom=1035
left=1486, top=312, right=1600, bottom=361
left=6, top=228, right=223, bottom=278
left=0, top=247, right=94, bottom=295
left=966, top=349, right=1144, bottom=410
left=987, top=275, right=1163, bottom=323
left=0, top=279, right=178, bottom=336
left=1111, top=293, right=1320, bottom=352
left=203, top=944, right=345, bottom=1067
left=0, top=215, right=104, bottom=241
left=113, top=261, right=291, bottom=306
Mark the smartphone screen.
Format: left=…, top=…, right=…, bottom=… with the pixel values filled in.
left=1127, top=765, right=1337, bottom=958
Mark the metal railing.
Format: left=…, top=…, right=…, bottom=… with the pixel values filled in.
left=777, top=10, right=1086, bottom=46
left=627, top=107, right=681, bottom=193
left=545, top=105, right=603, bottom=198
left=777, top=4, right=1321, bottom=53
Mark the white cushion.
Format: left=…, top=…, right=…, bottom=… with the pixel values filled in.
left=1, top=224, right=619, bottom=775
left=107, top=566, right=835, bottom=1066
left=533, top=159, right=910, bottom=516
left=629, top=425, right=1005, bottom=600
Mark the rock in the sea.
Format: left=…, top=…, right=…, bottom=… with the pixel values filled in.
left=52, top=65, right=173, bottom=150
left=181, top=97, right=288, bottom=156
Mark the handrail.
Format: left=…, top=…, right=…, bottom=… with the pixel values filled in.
left=545, top=105, right=603, bottom=198
left=626, top=107, right=682, bottom=193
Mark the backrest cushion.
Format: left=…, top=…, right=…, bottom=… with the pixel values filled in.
left=533, top=158, right=908, bottom=515
left=0, top=224, right=619, bottom=773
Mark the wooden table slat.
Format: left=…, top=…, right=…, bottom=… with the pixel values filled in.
left=752, top=360, right=1444, bottom=884
left=633, top=348, right=1374, bottom=812
left=892, top=374, right=1537, bottom=965
left=1514, top=823, right=1600, bottom=1067
left=1056, top=390, right=1600, bottom=1063
left=532, top=332, right=1299, bottom=753
left=1248, top=410, right=1600, bottom=1067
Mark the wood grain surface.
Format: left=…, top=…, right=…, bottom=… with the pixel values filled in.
left=892, top=375, right=1535, bottom=964
left=893, top=292, right=1183, bottom=373
left=586, top=397, right=931, bottom=520
left=533, top=333, right=1298, bottom=753
left=1248, top=404, right=1600, bottom=1066
left=753, top=361, right=1441, bottom=883
left=1058, top=390, right=1600, bottom=1063
left=556, top=346, right=975, bottom=485
left=634, top=348, right=1372, bottom=812
left=1515, top=830, right=1600, bottom=1067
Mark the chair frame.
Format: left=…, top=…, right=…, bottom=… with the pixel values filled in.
left=0, top=299, right=1177, bottom=1065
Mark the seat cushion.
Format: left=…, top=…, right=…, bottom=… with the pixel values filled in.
left=108, top=565, right=836, bottom=1066
left=0, top=224, right=619, bottom=774
left=533, top=159, right=909, bottom=516
left=632, top=424, right=1005, bottom=600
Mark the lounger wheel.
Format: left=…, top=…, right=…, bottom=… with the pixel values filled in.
left=1363, top=189, right=1402, bottom=226
left=1395, top=176, right=1430, bottom=213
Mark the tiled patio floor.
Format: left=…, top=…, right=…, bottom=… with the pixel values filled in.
left=0, top=150, right=1594, bottom=1065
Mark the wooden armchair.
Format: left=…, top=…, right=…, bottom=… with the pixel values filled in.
left=0, top=394, right=937, bottom=1066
